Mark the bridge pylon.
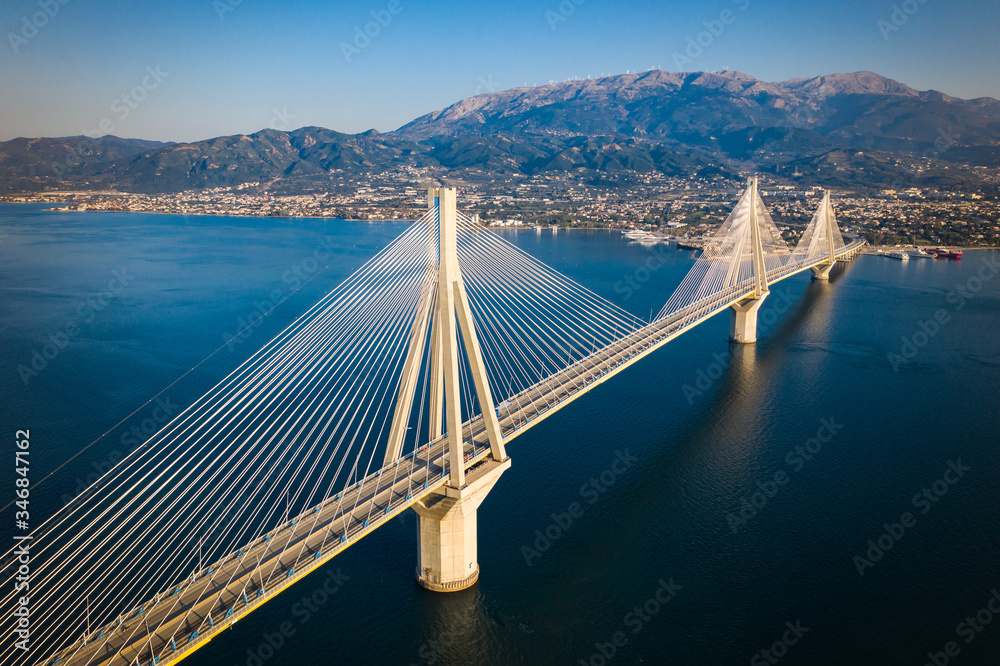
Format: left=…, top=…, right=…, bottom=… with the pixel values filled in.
left=810, top=191, right=838, bottom=280
left=730, top=177, right=771, bottom=343
left=792, top=189, right=848, bottom=280
left=385, top=187, right=509, bottom=592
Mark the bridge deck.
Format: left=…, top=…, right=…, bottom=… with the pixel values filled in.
left=52, top=241, right=863, bottom=666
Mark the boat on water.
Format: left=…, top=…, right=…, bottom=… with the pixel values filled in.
left=908, top=248, right=936, bottom=259
left=623, top=230, right=651, bottom=239
left=927, top=248, right=964, bottom=260
left=885, top=251, right=910, bottom=261
left=633, top=232, right=670, bottom=244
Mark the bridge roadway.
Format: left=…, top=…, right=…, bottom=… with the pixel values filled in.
left=52, top=241, right=864, bottom=666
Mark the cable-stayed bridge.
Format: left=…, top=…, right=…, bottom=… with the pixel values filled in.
left=3, top=179, right=864, bottom=666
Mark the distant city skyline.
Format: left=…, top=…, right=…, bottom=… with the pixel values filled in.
left=1, top=0, right=997, bottom=143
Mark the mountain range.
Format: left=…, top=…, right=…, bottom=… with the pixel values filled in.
left=2, top=70, right=999, bottom=194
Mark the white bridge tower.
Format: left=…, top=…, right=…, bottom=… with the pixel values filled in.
left=384, top=187, right=510, bottom=592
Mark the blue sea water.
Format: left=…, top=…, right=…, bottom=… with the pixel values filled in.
left=1, top=204, right=999, bottom=665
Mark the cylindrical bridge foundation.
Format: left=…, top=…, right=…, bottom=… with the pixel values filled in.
left=412, top=458, right=510, bottom=592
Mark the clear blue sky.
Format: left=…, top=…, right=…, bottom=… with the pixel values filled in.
left=1, top=0, right=996, bottom=142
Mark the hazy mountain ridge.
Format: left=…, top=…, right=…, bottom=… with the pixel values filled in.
left=85, top=127, right=436, bottom=193
left=1, top=70, right=998, bottom=194
left=395, top=70, right=1000, bottom=153
left=0, top=135, right=170, bottom=192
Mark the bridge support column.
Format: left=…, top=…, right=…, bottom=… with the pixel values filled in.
left=413, top=458, right=510, bottom=592
left=810, top=263, right=834, bottom=280
left=395, top=187, right=510, bottom=593
left=730, top=293, right=768, bottom=343
left=730, top=176, right=770, bottom=344
left=811, top=191, right=837, bottom=281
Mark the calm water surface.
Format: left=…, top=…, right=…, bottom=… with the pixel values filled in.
left=1, top=205, right=999, bottom=665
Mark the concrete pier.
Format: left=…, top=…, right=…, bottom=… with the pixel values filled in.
left=810, top=263, right=834, bottom=280
left=730, top=294, right=768, bottom=343
left=413, top=458, right=510, bottom=592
